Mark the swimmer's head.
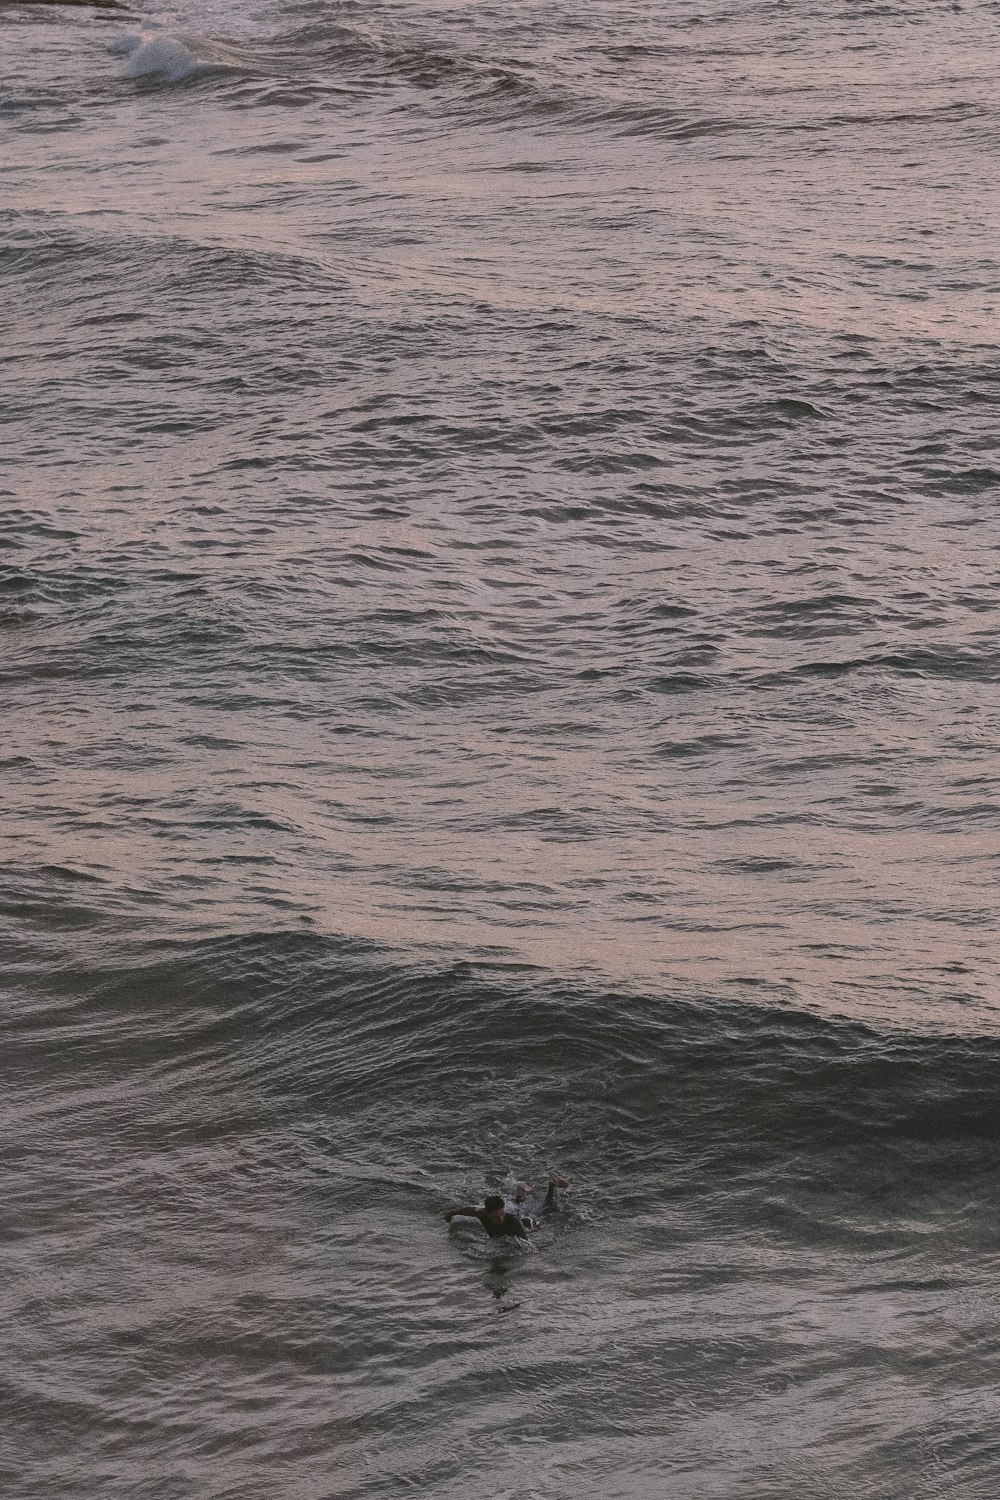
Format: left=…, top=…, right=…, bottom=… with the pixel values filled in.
left=483, top=1194, right=505, bottom=1224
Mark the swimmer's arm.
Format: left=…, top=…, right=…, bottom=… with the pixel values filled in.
left=444, top=1205, right=482, bottom=1223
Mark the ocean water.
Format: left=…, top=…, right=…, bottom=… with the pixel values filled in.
left=3, top=0, right=1000, bottom=1494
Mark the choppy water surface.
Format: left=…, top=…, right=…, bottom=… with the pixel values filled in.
left=3, top=0, right=1000, bottom=1495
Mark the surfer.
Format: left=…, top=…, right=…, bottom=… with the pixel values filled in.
left=444, top=1174, right=570, bottom=1239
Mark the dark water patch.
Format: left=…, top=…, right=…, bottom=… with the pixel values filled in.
left=653, top=732, right=740, bottom=760
left=922, top=465, right=1000, bottom=496
left=750, top=642, right=999, bottom=691
left=9, top=931, right=997, bottom=1177
left=745, top=591, right=876, bottom=640
left=769, top=397, right=832, bottom=421
left=715, top=855, right=807, bottom=874
left=617, top=596, right=700, bottom=628
left=37, top=864, right=104, bottom=884
left=646, top=672, right=714, bottom=695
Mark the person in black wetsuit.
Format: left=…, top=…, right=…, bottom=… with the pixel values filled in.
left=444, top=1176, right=569, bottom=1239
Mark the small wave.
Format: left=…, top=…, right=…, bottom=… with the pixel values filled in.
left=109, top=28, right=250, bottom=84
left=112, top=32, right=202, bottom=82
left=53, top=930, right=996, bottom=1144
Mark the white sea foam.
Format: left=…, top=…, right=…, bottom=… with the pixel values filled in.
left=115, top=34, right=202, bottom=83
left=105, top=32, right=144, bottom=58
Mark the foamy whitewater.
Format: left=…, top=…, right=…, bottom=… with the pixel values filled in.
left=4, top=1, right=1000, bottom=1495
